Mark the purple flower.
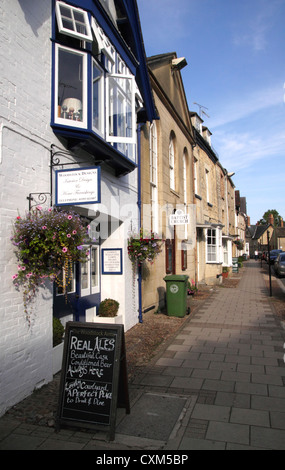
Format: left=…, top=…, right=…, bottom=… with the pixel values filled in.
left=77, top=245, right=83, bottom=250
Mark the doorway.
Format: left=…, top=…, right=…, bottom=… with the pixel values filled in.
left=53, top=242, right=100, bottom=324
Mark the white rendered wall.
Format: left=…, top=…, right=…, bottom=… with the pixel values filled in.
left=0, top=0, right=140, bottom=415
left=0, top=0, right=53, bottom=415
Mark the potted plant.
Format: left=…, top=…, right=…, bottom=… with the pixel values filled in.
left=52, top=317, right=64, bottom=374
left=222, top=267, right=229, bottom=279
left=53, top=317, right=64, bottom=347
left=94, top=298, right=122, bottom=324
left=11, top=206, right=90, bottom=321
left=127, top=228, right=164, bottom=267
left=98, top=298, right=119, bottom=317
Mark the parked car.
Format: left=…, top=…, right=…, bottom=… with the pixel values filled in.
left=274, top=252, right=285, bottom=277
left=269, top=249, right=283, bottom=264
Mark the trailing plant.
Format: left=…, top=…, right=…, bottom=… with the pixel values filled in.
left=127, top=229, right=164, bottom=267
left=98, top=298, right=119, bottom=317
left=11, top=206, right=90, bottom=319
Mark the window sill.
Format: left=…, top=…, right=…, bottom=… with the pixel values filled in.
left=51, top=124, right=137, bottom=176
left=170, top=189, right=180, bottom=198
left=206, top=261, right=223, bottom=265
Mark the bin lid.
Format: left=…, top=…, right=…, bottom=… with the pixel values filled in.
left=164, top=275, right=189, bottom=282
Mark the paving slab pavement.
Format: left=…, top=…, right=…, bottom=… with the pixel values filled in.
left=0, top=260, right=285, bottom=451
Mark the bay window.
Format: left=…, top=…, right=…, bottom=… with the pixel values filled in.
left=207, top=228, right=217, bottom=263
left=207, top=228, right=223, bottom=263
left=223, top=239, right=229, bottom=265
left=53, top=1, right=137, bottom=165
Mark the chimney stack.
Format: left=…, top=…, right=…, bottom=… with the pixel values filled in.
left=268, top=213, right=274, bottom=225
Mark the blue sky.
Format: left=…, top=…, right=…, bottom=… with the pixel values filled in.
left=137, top=0, right=285, bottom=224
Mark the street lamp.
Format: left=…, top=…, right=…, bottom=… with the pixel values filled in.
left=267, top=230, right=272, bottom=297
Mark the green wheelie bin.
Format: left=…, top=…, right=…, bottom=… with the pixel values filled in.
left=164, top=274, right=189, bottom=317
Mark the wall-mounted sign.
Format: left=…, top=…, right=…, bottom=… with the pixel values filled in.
left=102, top=248, right=123, bottom=275
left=55, top=167, right=101, bottom=206
left=56, top=322, right=129, bottom=441
left=169, top=210, right=189, bottom=226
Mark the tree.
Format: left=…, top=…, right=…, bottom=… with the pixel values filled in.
left=258, top=210, right=283, bottom=226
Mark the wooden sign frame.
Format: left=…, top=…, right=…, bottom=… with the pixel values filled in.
left=56, top=321, right=129, bottom=441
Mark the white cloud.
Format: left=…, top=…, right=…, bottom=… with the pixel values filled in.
left=214, top=128, right=285, bottom=172
left=232, top=0, right=282, bottom=52
left=210, top=84, right=283, bottom=129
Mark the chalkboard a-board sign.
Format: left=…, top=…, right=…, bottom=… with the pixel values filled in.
left=56, top=322, right=130, bottom=441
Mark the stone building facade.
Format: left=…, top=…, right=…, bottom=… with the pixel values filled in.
left=139, top=53, right=196, bottom=314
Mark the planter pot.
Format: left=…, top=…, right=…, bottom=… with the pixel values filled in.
left=52, top=342, right=64, bottom=375
left=222, top=272, right=228, bottom=279
left=93, top=314, right=123, bottom=324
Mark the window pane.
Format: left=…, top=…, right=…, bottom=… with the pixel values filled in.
left=73, top=10, right=85, bottom=23
left=107, top=75, right=135, bottom=144
left=92, top=61, right=103, bottom=135
left=169, top=138, right=175, bottom=190
left=57, top=48, right=84, bottom=123
left=91, top=247, right=98, bottom=288
left=81, top=258, right=89, bottom=291
left=60, top=5, right=72, bottom=19
left=62, top=18, right=73, bottom=30
left=56, top=264, right=75, bottom=295
left=207, top=229, right=217, bottom=262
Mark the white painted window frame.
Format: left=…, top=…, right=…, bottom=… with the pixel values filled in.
left=106, top=73, right=136, bottom=144
left=55, top=1, right=92, bottom=42
left=150, top=121, right=158, bottom=234
left=169, top=136, right=175, bottom=191
left=54, top=44, right=88, bottom=129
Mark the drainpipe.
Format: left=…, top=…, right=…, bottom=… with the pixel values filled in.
left=137, top=123, right=143, bottom=323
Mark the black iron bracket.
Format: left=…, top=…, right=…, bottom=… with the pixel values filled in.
left=27, top=144, right=94, bottom=210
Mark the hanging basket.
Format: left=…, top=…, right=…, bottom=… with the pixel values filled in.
left=11, top=206, right=90, bottom=320
left=127, top=229, right=164, bottom=267
left=234, top=239, right=244, bottom=250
